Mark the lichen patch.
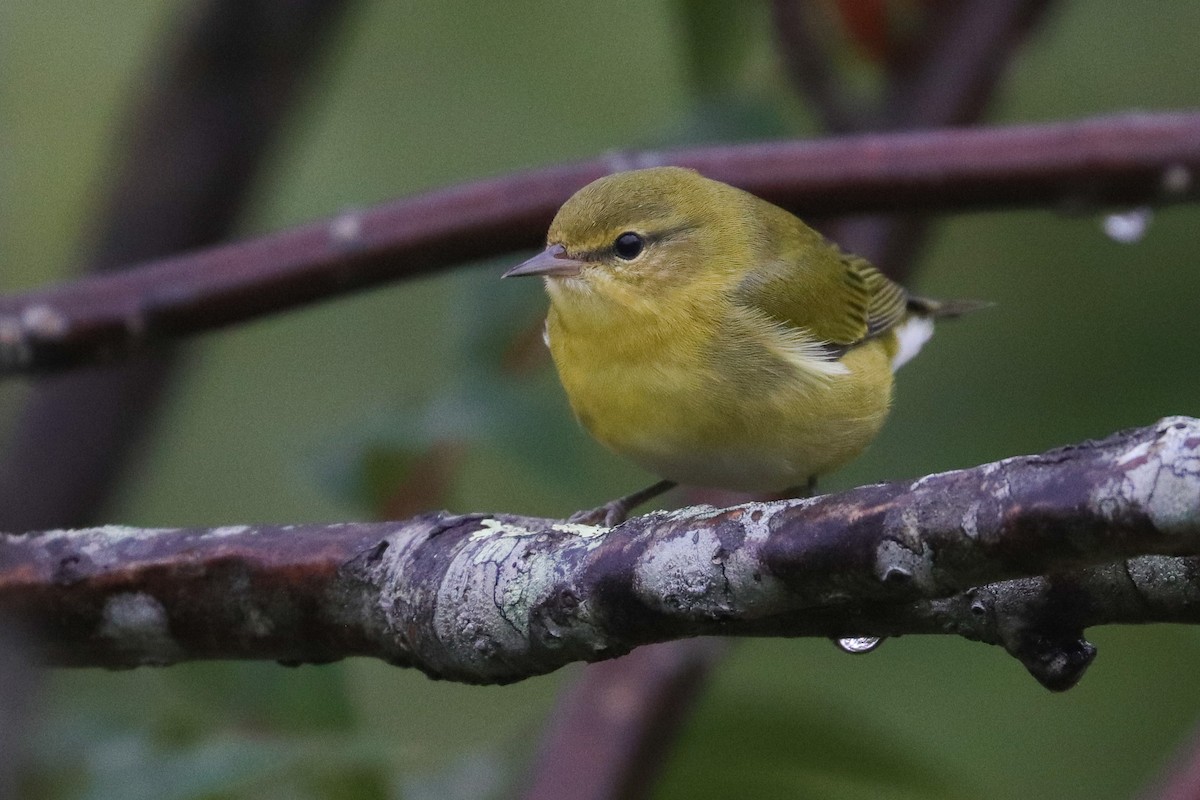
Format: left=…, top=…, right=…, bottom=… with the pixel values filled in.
left=99, top=592, right=182, bottom=666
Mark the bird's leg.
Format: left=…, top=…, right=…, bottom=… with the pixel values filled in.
left=568, top=479, right=677, bottom=527
left=779, top=475, right=819, bottom=500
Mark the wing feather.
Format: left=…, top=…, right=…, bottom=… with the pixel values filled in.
left=732, top=218, right=910, bottom=354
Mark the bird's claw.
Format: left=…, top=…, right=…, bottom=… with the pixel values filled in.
left=567, top=501, right=629, bottom=527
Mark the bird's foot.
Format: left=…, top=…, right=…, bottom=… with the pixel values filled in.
left=566, top=479, right=678, bottom=527
left=568, top=501, right=632, bottom=527
left=780, top=476, right=820, bottom=500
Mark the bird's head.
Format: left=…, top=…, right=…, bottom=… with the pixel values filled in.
left=503, top=167, right=756, bottom=307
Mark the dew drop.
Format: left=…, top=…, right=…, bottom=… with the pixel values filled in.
left=329, top=209, right=364, bottom=249
left=1161, top=163, right=1192, bottom=195
left=1102, top=207, right=1152, bottom=244
left=833, top=636, right=884, bottom=654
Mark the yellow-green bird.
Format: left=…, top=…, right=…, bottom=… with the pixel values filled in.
left=504, top=166, right=982, bottom=524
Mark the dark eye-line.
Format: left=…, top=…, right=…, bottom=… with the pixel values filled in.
left=613, top=231, right=645, bottom=260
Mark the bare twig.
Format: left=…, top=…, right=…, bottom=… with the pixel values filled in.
left=0, top=112, right=1195, bottom=377
left=0, top=0, right=353, bottom=531
left=3, top=417, right=1198, bottom=691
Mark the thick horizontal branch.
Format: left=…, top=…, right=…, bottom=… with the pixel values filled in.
left=0, top=111, right=1197, bottom=376
left=2, top=417, right=1199, bottom=690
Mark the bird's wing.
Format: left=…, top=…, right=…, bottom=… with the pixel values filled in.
left=845, top=254, right=910, bottom=340
left=733, top=236, right=909, bottom=351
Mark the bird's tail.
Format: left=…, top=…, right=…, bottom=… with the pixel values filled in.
left=890, top=295, right=991, bottom=370
left=906, top=295, right=994, bottom=319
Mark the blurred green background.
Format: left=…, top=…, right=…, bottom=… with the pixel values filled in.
left=3, top=1, right=1199, bottom=798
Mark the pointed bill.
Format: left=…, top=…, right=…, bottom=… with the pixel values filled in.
left=502, top=244, right=586, bottom=278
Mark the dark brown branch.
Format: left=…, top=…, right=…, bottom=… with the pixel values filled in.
left=521, top=640, right=726, bottom=800
left=2, top=417, right=1198, bottom=691
left=821, top=0, right=1055, bottom=272
left=882, top=0, right=1054, bottom=128
left=0, top=111, right=1196, bottom=377
left=0, top=622, right=39, bottom=797
left=771, top=1, right=873, bottom=132
left=0, top=0, right=353, bottom=531
left=771, top=0, right=1053, bottom=133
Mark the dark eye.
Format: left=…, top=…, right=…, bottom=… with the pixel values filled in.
left=613, top=232, right=645, bottom=260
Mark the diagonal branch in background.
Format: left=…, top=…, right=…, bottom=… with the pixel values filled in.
left=880, top=0, right=1055, bottom=129
left=523, top=639, right=728, bottom=800
left=0, top=111, right=1197, bottom=377
left=0, top=623, right=39, bottom=799
left=770, top=0, right=1056, bottom=134
left=0, top=0, right=354, bottom=532
left=791, top=0, right=1057, bottom=275
left=3, top=416, right=1198, bottom=692
left=770, top=0, right=873, bottom=132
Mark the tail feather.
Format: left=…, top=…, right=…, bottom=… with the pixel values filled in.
left=906, top=296, right=994, bottom=319
left=891, top=295, right=991, bottom=371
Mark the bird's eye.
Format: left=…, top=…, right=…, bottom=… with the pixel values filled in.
left=613, top=232, right=645, bottom=260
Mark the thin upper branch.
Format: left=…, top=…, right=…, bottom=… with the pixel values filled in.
left=2, top=416, right=1198, bottom=691
left=0, top=112, right=1196, bottom=376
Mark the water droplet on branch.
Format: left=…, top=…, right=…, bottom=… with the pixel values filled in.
left=833, top=636, right=884, bottom=654
left=1161, top=164, right=1192, bottom=195
left=1102, top=207, right=1152, bottom=244
left=330, top=209, right=365, bottom=249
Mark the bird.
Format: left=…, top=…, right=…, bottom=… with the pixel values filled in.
left=503, top=166, right=984, bottom=525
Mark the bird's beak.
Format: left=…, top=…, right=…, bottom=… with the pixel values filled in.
left=502, top=244, right=586, bottom=278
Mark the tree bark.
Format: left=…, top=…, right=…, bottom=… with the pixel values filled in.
left=4, top=417, right=1198, bottom=692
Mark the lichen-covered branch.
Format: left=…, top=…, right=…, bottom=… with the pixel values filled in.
left=0, top=112, right=1197, bottom=376
left=2, top=417, right=1199, bottom=691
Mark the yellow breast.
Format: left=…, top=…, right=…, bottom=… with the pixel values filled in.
left=545, top=284, right=895, bottom=492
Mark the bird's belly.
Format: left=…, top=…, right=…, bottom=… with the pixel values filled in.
left=616, top=391, right=890, bottom=491
left=556, top=332, right=894, bottom=492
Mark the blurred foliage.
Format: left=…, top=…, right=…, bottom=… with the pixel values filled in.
left=2, top=0, right=1200, bottom=798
